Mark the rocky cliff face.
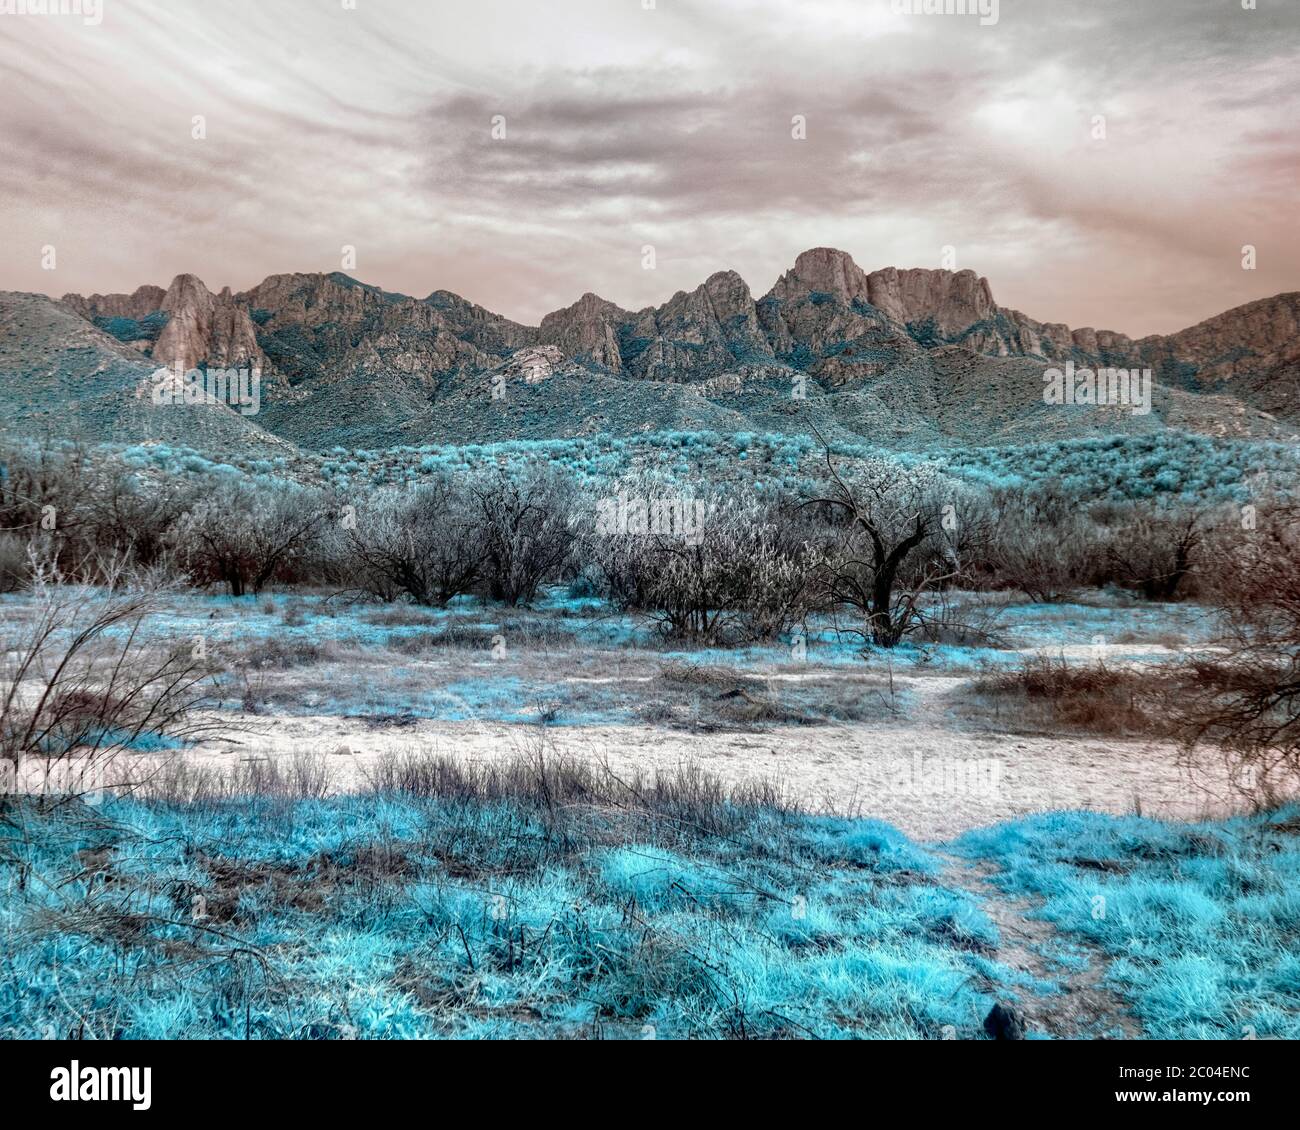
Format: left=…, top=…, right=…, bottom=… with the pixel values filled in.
left=538, top=293, right=628, bottom=370
left=1128, top=294, right=1300, bottom=420
left=760, top=249, right=923, bottom=384
left=0, top=290, right=289, bottom=453
left=241, top=272, right=390, bottom=328
left=236, top=272, right=526, bottom=400
left=774, top=247, right=873, bottom=305
left=60, top=284, right=167, bottom=322
left=866, top=266, right=997, bottom=338
left=151, top=274, right=265, bottom=374
left=483, top=344, right=572, bottom=387
left=766, top=249, right=996, bottom=338
left=613, top=271, right=774, bottom=382
left=425, top=289, right=538, bottom=356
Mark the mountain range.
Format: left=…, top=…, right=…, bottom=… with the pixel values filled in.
left=1, top=247, right=1296, bottom=455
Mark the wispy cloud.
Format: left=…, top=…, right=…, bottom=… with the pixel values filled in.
left=0, top=0, right=1295, bottom=334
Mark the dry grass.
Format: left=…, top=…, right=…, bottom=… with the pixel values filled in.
left=1111, top=629, right=1190, bottom=649
left=649, top=662, right=896, bottom=730
left=123, top=749, right=338, bottom=802
left=231, top=636, right=340, bottom=669
left=124, top=745, right=794, bottom=835
left=958, top=656, right=1177, bottom=737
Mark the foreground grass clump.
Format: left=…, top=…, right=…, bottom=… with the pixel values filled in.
left=0, top=757, right=1008, bottom=1039
left=954, top=807, right=1300, bottom=1039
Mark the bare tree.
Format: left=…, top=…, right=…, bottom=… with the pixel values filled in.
left=1104, top=503, right=1206, bottom=600
left=470, top=466, right=577, bottom=606
left=804, top=431, right=958, bottom=648
left=1174, top=502, right=1300, bottom=793
left=346, top=477, right=485, bottom=607
left=169, top=480, right=326, bottom=597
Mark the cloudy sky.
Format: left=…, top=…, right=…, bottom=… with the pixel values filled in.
left=2, top=0, right=1297, bottom=335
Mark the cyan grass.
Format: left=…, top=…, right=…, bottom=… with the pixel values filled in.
left=952, top=807, right=1300, bottom=1039
left=2, top=791, right=1011, bottom=1040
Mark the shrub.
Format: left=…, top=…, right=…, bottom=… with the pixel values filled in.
left=81, top=469, right=193, bottom=576
left=0, top=533, right=30, bottom=593
left=1172, top=501, right=1300, bottom=796
left=169, top=480, right=327, bottom=596
left=586, top=489, right=816, bottom=644
left=346, top=477, right=484, bottom=607
left=984, top=481, right=1104, bottom=601
left=469, top=466, right=578, bottom=606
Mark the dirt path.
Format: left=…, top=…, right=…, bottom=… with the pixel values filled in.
left=106, top=654, right=1293, bottom=839
left=937, top=851, right=1142, bottom=1039
left=158, top=700, right=1267, bottom=838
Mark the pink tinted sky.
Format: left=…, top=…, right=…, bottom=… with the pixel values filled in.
left=1, top=0, right=1297, bottom=335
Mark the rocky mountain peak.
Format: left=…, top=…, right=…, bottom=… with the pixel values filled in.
left=538, top=292, right=628, bottom=370
left=160, top=273, right=212, bottom=313
left=153, top=273, right=264, bottom=374
left=701, top=270, right=757, bottom=317
left=785, top=247, right=871, bottom=304
left=59, top=284, right=166, bottom=322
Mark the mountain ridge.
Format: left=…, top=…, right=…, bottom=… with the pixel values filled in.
left=56, top=247, right=1298, bottom=393
left=3, top=247, right=1291, bottom=453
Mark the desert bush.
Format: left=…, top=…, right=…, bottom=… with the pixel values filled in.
left=1172, top=501, right=1300, bottom=793
left=586, top=489, right=816, bottom=643
left=983, top=481, right=1103, bottom=601
left=169, top=480, right=327, bottom=596
left=0, top=533, right=30, bottom=593
left=0, top=442, right=88, bottom=534
left=0, top=441, right=98, bottom=576
left=640, top=507, right=783, bottom=641
left=469, top=466, right=579, bottom=606
left=79, top=469, right=192, bottom=577
left=734, top=532, right=817, bottom=641
left=231, top=636, right=334, bottom=670
left=345, top=476, right=484, bottom=607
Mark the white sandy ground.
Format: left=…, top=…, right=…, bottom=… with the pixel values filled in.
left=99, top=668, right=1290, bottom=841
left=167, top=720, right=1257, bottom=840
left=8, top=626, right=1283, bottom=840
